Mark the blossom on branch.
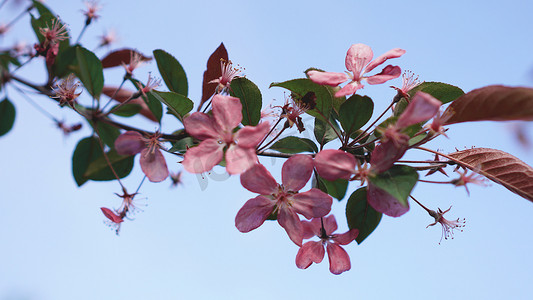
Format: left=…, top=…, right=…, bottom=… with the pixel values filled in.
left=52, top=74, right=82, bottom=107
left=209, top=59, right=242, bottom=94
left=296, top=215, right=358, bottom=275
left=427, top=206, right=465, bottom=244
left=235, top=155, right=332, bottom=246
left=183, top=95, right=270, bottom=175
left=308, top=43, right=405, bottom=97
left=115, top=131, right=169, bottom=182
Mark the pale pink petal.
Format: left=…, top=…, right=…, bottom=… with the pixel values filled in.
left=235, top=195, right=275, bottom=233
left=322, top=215, right=338, bottom=235
left=183, top=112, right=219, bottom=140
left=182, top=139, right=224, bottom=174
left=345, top=44, right=373, bottom=78
left=295, top=241, right=325, bottom=269
left=307, top=70, right=349, bottom=86
left=314, top=149, right=356, bottom=181
left=364, top=48, right=406, bottom=74
left=290, top=188, right=332, bottom=219
left=114, top=131, right=144, bottom=155
left=140, top=148, right=169, bottom=182
left=370, top=138, right=409, bottom=173
left=282, top=154, right=313, bottom=192
left=302, top=219, right=321, bottom=239
left=334, top=81, right=363, bottom=98
left=212, top=95, right=243, bottom=132
left=332, top=229, right=359, bottom=245
left=225, top=145, right=258, bottom=175
left=367, top=183, right=410, bottom=217
left=396, top=92, right=442, bottom=128
left=365, top=65, right=402, bottom=85
left=100, top=207, right=123, bottom=223
left=326, top=243, right=351, bottom=275
left=235, top=122, right=270, bottom=148
left=278, top=207, right=303, bottom=246
left=240, top=163, right=278, bottom=195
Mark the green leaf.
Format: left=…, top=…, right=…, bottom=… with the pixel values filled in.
left=270, top=78, right=332, bottom=122
left=314, top=118, right=339, bottom=147
left=84, top=149, right=134, bottom=181
left=92, top=121, right=120, bottom=148
left=318, top=177, right=349, bottom=201
left=53, top=46, right=78, bottom=78
left=76, top=46, right=104, bottom=99
left=110, top=104, right=142, bottom=117
left=368, top=165, right=418, bottom=207
left=409, top=82, right=464, bottom=104
left=346, top=187, right=382, bottom=244
left=32, top=0, right=55, bottom=16
left=144, top=92, right=163, bottom=123
left=153, top=49, right=188, bottom=96
left=72, top=137, right=100, bottom=186
left=72, top=137, right=134, bottom=186
left=338, top=94, right=374, bottom=137
left=229, top=77, right=262, bottom=126
left=269, top=136, right=318, bottom=154
left=152, top=91, right=194, bottom=123
left=0, top=98, right=16, bottom=137
left=168, top=137, right=194, bottom=154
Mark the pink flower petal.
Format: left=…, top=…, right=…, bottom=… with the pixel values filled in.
left=290, top=188, right=332, bottom=219
left=278, top=207, right=304, bottom=246
left=322, top=215, right=338, bottom=235
left=334, top=81, right=364, bottom=98
left=235, top=195, right=275, bottom=233
left=240, top=163, right=278, bottom=195
left=212, top=95, right=243, bottom=133
left=225, top=145, right=258, bottom=175
left=332, top=229, right=359, bottom=245
left=302, top=219, right=321, bottom=239
left=326, top=243, right=351, bottom=275
left=396, top=91, right=442, bottom=128
left=114, top=131, right=144, bottom=155
left=282, top=154, right=313, bottom=192
left=367, top=183, right=410, bottom=217
left=345, top=44, right=373, bottom=79
left=183, top=112, right=219, bottom=140
left=140, top=148, right=169, bottom=182
left=307, top=71, right=349, bottom=86
left=365, top=65, right=402, bottom=85
left=314, top=149, right=356, bottom=181
left=364, top=48, right=406, bottom=74
left=295, top=241, right=325, bottom=269
left=370, top=138, right=409, bottom=173
left=182, top=139, right=224, bottom=174
left=235, top=122, right=270, bottom=148
left=100, top=207, right=123, bottom=223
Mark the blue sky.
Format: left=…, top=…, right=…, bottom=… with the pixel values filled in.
left=1, top=0, right=533, bottom=299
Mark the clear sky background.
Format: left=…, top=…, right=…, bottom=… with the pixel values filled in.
left=1, top=0, right=533, bottom=299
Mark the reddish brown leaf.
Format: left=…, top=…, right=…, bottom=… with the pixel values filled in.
left=442, top=85, right=533, bottom=125
left=101, top=49, right=151, bottom=69
left=448, top=148, right=533, bottom=202
left=200, top=43, right=228, bottom=107
left=101, top=86, right=157, bottom=122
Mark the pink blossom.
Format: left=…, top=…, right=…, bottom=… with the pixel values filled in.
left=314, top=149, right=357, bottom=181
left=115, top=131, right=169, bottom=182
left=209, top=59, right=242, bottom=94
left=235, top=155, right=332, bottom=246
left=82, top=0, right=101, bottom=23
left=183, top=95, right=270, bottom=175
left=39, top=18, right=68, bottom=48
left=396, top=92, right=442, bottom=128
left=52, top=74, right=82, bottom=107
left=101, top=207, right=123, bottom=234
left=427, top=206, right=465, bottom=244
left=391, top=70, right=421, bottom=100
left=295, top=215, right=358, bottom=275
left=308, top=44, right=405, bottom=97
